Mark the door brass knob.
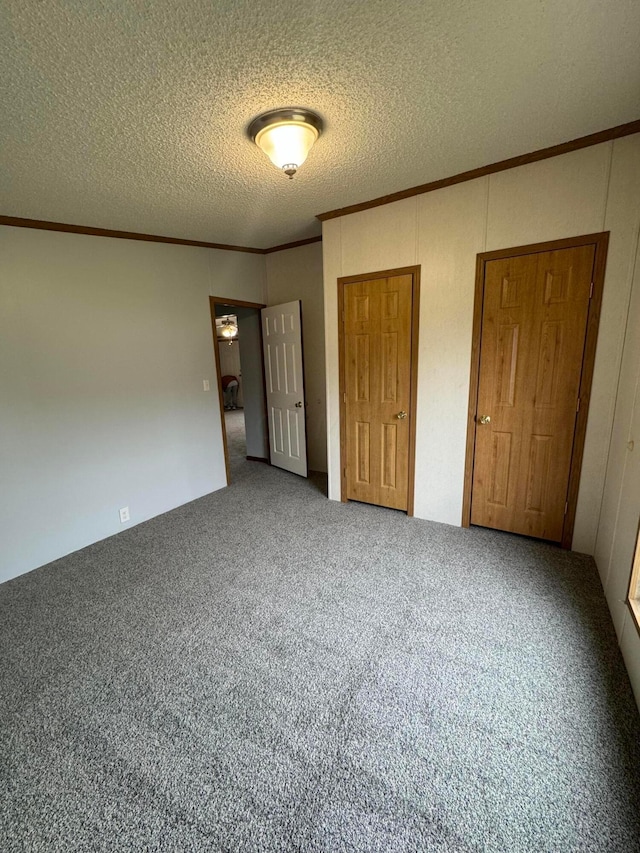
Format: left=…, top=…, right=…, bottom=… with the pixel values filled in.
left=397, top=411, right=408, bottom=419
left=295, top=401, right=303, bottom=408
left=479, top=415, right=491, bottom=424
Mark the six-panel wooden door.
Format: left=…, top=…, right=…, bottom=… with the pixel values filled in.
left=470, top=244, right=595, bottom=541
left=341, top=273, right=415, bottom=511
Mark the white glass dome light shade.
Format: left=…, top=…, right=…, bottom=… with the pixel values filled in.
left=255, top=121, right=319, bottom=177
left=249, top=109, right=323, bottom=179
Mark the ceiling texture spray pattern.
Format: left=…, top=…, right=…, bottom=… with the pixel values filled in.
left=1, top=0, right=639, bottom=248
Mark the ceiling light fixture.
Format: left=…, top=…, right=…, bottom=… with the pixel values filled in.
left=248, top=108, right=323, bottom=179
left=219, top=317, right=238, bottom=339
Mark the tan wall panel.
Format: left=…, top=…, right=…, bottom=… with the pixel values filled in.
left=322, top=217, right=344, bottom=499
left=593, top=134, right=640, bottom=591
left=340, top=198, right=417, bottom=277
left=414, top=178, right=488, bottom=524
left=485, top=144, right=610, bottom=251
left=596, top=229, right=640, bottom=697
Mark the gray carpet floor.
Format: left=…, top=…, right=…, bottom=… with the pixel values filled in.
left=1, top=425, right=640, bottom=851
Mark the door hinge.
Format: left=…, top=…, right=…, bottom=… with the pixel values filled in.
left=564, top=501, right=568, bottom=516
left=343, top=467, right=347, bottom=478
left=589, top=282, right=594, bottom=299
left=343, top=392, right=346, bottom=403
left=576, top=397, right=581, bottom=413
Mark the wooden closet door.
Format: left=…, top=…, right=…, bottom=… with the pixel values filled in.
left=470, top=244, right=595, bottom=541
left=343, top=274, right=414, bottom=511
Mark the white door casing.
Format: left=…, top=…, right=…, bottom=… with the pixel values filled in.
left=261, top=301, right=308, bottom=477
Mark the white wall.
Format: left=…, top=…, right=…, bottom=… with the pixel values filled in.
left=266, top=242, right=327, bottom=472
left=323, top=135, right=640, bottom=556
left=0, top=227, right=265, bottom=583
left=208, top=251, right=266, bottom=304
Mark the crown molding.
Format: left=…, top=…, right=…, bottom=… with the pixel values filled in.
left=0, top=215, right=324, bottom=255
left=316, top=119, right=640, bottom=222
left=0, top=216, right=265, bottom=254
left=263, top=235, right=322, bottom=254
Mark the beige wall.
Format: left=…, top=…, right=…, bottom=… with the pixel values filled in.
left=0, top=227, right=265, bottom=583
left=207, top=250, right=266, bottom=304
left=266, top=242, right=327, bottom=472
left=0, top=228, right=324, bottom=585
left=323, top=133, right=640, bottom=702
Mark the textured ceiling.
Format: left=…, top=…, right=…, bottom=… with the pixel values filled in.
left=2, top=0, right=639, bottom=249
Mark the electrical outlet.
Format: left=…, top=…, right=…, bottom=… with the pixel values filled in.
left=119, top=506, right=130, bottom=523
left=203, top=379, right=210, bottom=391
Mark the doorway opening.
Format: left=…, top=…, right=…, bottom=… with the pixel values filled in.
left=218, top=318, right=246, bottom=463
left=209, top=296, right=269, bottom=484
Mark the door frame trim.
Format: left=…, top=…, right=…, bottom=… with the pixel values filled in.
left=461, top=232, right=610, bottom=548
left=337, top=266, right=421, bottom=516
left=209, top=295, right=267, bottom=485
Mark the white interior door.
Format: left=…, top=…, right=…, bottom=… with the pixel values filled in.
left=261, top=301, right=308, bottom=477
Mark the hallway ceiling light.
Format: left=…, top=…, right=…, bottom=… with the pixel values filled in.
left=248, top=108, right=323, bottom=179
left=220, top=317, right=238, bottom=338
